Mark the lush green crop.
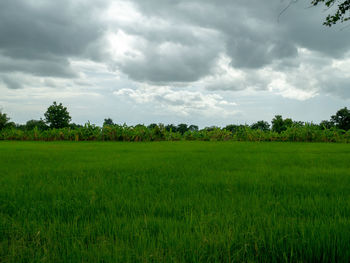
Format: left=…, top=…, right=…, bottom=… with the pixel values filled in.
left=1, top=141, right=350, bottom=262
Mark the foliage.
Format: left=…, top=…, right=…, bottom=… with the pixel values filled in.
left=331, top=107, right=350, bottom=130
left=5, top=122, right=16, bottom=129
left=1, top=122, right=349, bottom=143
left=224, top=124, right=247, bottom=133
left=25, top=119, right=48, bottom=131
left=177, top=123, right=188, bottom=134
left=103, top=118, right=114, bottom=126
left=271, top=115, right=293, bottom=133
left=320, top=120, right=335, bottom=130
left=147, top=123, right=158, bottom=130
left=44, top=101, right=71, bottom=129
left=69, top=123, right=83, bottom=129
left=165, top=124, right=177, bottom=132
left=188, top=124, right=199, bottom=131
left=312, top=0, right=350, bottom=26
left=0, top=111, right=10, bottom=130
left=250, top=120, right=270, bottom=131
left=293, top=121, right=305, bottom=127
left=164, top=124, right=198, bottom=133
left=1, top=107, right=349, bottom=143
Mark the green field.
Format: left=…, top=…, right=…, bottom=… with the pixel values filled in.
left=1, top=141, right=350, bottom=262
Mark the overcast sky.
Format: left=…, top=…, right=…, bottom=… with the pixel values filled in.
left=0, top=0, right=349, bottom=127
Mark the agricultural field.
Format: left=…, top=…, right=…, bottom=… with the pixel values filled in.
left=1, top=141, right=350, bottom=262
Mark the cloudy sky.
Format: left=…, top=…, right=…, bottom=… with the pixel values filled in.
left=1, top=0, right=349, bottom=127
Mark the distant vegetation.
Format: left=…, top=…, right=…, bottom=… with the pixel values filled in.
left=1, top=102, right=350, bottom=142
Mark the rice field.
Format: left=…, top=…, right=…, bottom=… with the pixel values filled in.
left=1, top=141, right=350, bottom=262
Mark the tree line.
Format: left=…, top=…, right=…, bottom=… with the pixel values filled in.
left=0, top=102, right=350, bottom=142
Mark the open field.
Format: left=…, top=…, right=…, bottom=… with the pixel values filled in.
left=1, top=141, right=350, bottom=262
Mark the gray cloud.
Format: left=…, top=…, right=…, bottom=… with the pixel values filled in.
left=116, top=30, right=223, bottom=83
left=0, top=0, right=350, bottom=101
left=0, top=54, right=76, bottom=78
left=0, top=0, right=108, bottom=79
left=226, top=36, right=299, bottom=69
left=121, top=0, right=350, bottom=95
left=131, top=0, right=350, bottom=59
left=323, top=78, right=350, bottom=98
left=1, top=76, right=23, bottom=90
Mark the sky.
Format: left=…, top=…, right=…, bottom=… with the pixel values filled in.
left=0, top=0, right=349, bottom=127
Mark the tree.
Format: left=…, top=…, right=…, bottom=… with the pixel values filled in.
left=177, top=124, right=188, bottom=135
left=103, top=118, right=114, bottom=126
left=204, top=126, right=221, bottom=132
left=224, top=124, right=239, bottom=133
left=271, top=115, right=284, bottom=133
left=147, top=123, right=158, bottom=130
left=284, top=118, right=294, bottom=128
left=311, top=0, right=350, bottom=26
left=165, top=124, right=177, bottom=132
left=272, top=115, right=293, bottom=133
left=0, top=110, right=10, bottom=130
left=331, top=107, right=350, bottom=130
left=6, top=122, right=16, bottom=129
left=250, top=120, right=270, bottom=131
left=188, top=125, right=199, bottom=132
left=224, top=124, right=248, bottom=133
left=319, top=120, right=334, bottom=129
left=69, top=123, right=83, bottom=129
left=293, top=121, right=305, bottom=127
left=26, top=119, right=48, bottom=131
left=44, top=102, right=71, bottom=129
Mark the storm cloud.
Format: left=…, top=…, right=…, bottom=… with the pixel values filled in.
left=0, top=0, right=108, bottom=77
left=104, top=0, right=350, bottom=99
left=0, top=0, right=349, bottom=126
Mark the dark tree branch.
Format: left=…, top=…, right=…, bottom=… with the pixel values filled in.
left=279, top=0, right=350, bottom=26
left=311, top=0, right=350, bottom=26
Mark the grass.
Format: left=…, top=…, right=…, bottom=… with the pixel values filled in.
left=1, top=141, right=350, bottom=262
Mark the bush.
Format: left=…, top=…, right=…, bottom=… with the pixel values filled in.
left=1, top=122, right=350, bottom=143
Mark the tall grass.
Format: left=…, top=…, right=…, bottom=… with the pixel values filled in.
left=1, top=141, right=350, bottom=262
left=1, top=123, right=349, bottom=142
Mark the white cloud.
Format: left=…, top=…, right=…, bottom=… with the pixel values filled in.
left=114, top=84, right=237, bottom=117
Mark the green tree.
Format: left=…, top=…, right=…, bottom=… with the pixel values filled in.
left=177, top=124, right=188, bottom=135
left=272, top=115, right=293, bottom=133
left=188, top=125, right=199, bottom=132
left=147, top=123, right=158, bottom=130
left=284, top=118, right=294, bottom=128
left=103, top=118, right=114, bottom=126
left=165, top=124, right=177, bottom=132
left=204, top=126, right=221, bottom=132
left=331, top=107, right=350, bottom=130
left=293, top=121, right=305, bottom=127
left=250, top=120, right=270, bottom=131
left=312, top=0, right=350, bottom=26
left=319, top=120, right=334, bottom=130
left=44, top=102, right=71, bottom=129
left=271, top=115, right=284, bottom=133
left=69, top=123, right=83, bottom=129
left=26, top=119, right=48, bottom=131
left=0, top=110, right=10, bottom=130
left=224, top=124, right=239, bottom=133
